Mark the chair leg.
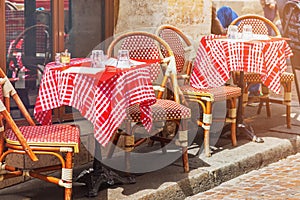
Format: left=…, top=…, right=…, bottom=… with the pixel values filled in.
left=106, top=132, right=120, bottom=159
left=123, top=121, right=135, bottom=172
left=125, top=151, right=131, bottom=173
left=257, top=96, right=271, bottom=117
left=286, top=104, right=291, bottom=129
left=231, top=122, right=237, bottom=146
left=228, top=98, right=237, bottom=147
left=203, top=100, right=212, bottom=157
left=177, top=119, right=189, bottom=172
left=263, top=85, right=271, bottom=117
left=186, top=96, right=212, bottom=157
left=203, top=129, right=210, bottom=157
left=182, top=146, right=189, bottom=173
left=284, top=81, right=292, bottom=128
left=257, top=99, right=264, bottom=115
left=242, top=86, right=249, bottom=116
left=64, top=152, right=73, bottom=200
left=257, top=84, right=271, bottom=117
left=265, top=98, right=271, bottom=117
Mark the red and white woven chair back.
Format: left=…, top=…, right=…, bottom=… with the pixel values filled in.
left=237, top=19, right=268, bottom=35
left=106, top=31, right=177, bottom=98
left=159, top=29, right=186, bottom=73
left=121, top=35, right=161, bottom=60
left=120, top=35, right=162, bottom=82
left=231, top=14, right=281, bottom=36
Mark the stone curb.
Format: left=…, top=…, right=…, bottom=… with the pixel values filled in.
left=120, top=131, right=300, bottom=200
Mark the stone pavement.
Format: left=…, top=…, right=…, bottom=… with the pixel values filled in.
left=187, top=152, right=300, bottom=200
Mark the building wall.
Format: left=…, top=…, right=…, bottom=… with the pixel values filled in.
left=115, top=0, right=272, bottom=43
left=115, top=0, right=213, bottom=42
left=213, top=0, right=264, bottom=16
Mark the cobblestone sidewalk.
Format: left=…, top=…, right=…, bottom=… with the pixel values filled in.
left=187, top=153, right=300, bottom=200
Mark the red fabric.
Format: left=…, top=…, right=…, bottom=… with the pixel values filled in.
left=190, top=35, right=293, bottom=94
left=34, top=58, right=158, bottom=146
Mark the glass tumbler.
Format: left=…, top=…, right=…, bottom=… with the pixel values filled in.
left=227, top=25, right=238, bottom=39
left=91, top=50, right=105, bottom=68
left=242, top=25, right=253, bottom=40
left=117, top=50, right=130, bottom=68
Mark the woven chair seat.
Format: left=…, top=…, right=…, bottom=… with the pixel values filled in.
left=5, top=125, right=80, bottom=153
left=244, top=72, right=294, bottom=83
left=243, top=73, right=264, bottom=83
left=126, top=99, right=191, bottom=122
left=180, top=85, right=241, bottom=101
left=280, top=72, right=295, bottom=82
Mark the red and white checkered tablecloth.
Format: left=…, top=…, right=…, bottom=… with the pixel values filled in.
left=190, top=35, right=293, bottom=94
left=34, top=58, right=158, bottom=146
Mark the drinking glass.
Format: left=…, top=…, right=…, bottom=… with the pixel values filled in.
left=242, top=25, right=253, bottom=40
left=91, top=50, right=105, bottom=68
left=227, top=25, right=238, bottom=39
left=60, top=52, right=71, bottom=65
left=117, top=50, right=130, bottom=68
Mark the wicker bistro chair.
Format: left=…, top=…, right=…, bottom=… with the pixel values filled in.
left=0, top=68, right=80, bottom=200
left=105, top=31, right=192, bottom=173
left=230, top=14, right=294, bottom=128
left=156, top=24, right=241, bottom=157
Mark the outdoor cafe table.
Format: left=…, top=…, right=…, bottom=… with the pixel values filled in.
left=34, top=57, right=161, bottom=194
left=190, top=35, right=293, bottom=141
left=34, top=58, right=159, bottom=146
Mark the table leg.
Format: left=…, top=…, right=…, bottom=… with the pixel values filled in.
left=75, top=139, right=136, bottom=197
left=236, top=71, right=264, bottom=143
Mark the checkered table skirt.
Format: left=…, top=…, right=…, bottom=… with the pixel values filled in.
left=190, top=35, right=293, bottom=94
left=34, top=58, right=158, bottom=146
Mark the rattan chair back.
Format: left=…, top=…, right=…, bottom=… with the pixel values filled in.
left=106, top=31, right=181, bottom=102
left=156, top=24, right=195, bottom=84
left=230, top=14, right=281, bottom=36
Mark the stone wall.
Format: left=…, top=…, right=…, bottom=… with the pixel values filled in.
left=115, top=0, right=274, bottom=42
left=115, top=0, right=213, bottom=42
left=212, top=0, right=264, bottom=16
